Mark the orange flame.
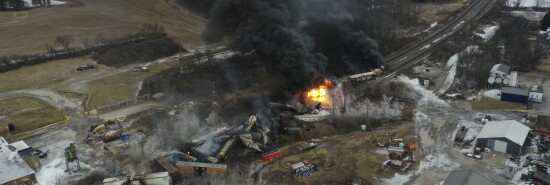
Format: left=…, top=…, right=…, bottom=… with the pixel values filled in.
left=304, top=79, right=332, bottom=103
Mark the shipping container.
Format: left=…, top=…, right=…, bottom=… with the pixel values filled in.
left=262, top=148, right=281, bottom=162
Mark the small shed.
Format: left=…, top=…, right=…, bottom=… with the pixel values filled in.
left=501, top=87, right=529, bottom=104
left=443, top=170, right=496, bottom=185
left=529, top=85, right=544, bottom=103
left=476, top=120, right=530, bottom=155
left=490, top=64, right=510, bottom=75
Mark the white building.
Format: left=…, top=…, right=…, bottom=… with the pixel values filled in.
left=488, top=64, right=512, bottom=86
left=529, top=85, right=544, bottom=103
left=476, top=120, right=530, bottom=155
left=0, top=137, right=37, bottom=185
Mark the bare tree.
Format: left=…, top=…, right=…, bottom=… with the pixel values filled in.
left=55, top=35, right=73, bottom=53
left=95, top=34, right=106, bottom=46
left=80, top=33, right=90, bottom=49
left=45, top=43, right=56, bottom=55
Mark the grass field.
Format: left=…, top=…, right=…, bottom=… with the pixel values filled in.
left=58, top=62, right=174, bottom=110
left=0, top=0, right=206, bottom=56
left=0, top=56, right=112, bottom=93
left=0, top=57, right=112, bottom=92
left=0, top=97, right=66, bottom=135
left=470, top=97, right=526, bottom=110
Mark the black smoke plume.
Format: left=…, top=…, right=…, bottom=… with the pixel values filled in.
left=204, top=0, right=383, bottom=93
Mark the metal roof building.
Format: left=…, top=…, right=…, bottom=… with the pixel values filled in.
left=476, top=120, right=530, bottom=155
left=490, top=64, right=510, bottom=75
left=443, top=170, right=496, bottom=185
left=0, top=137, right=37, bottom=185
left=501, top=87, right=529, bottom=104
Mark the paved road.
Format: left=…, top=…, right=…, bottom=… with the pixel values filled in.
left=349, top=0, right=495, bottom=94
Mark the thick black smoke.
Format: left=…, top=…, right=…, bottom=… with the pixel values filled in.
left=204, top=0, right=383, bottom=92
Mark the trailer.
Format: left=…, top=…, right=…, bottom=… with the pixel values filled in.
left=297, top=142, right=317, bottom=151
left=176, top=161, right=227, bottom=175
left=103, top=172, right=172, bottom=185
left=216, top=138, right=237, bottom=160
left=262, top=148, right=281, bottom=162
left=154, top=156, right=180, bottom=180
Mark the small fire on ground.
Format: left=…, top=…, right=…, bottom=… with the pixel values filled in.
left=304, top=79, right=333, bottom=105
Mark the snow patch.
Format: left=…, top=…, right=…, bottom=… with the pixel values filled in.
left=437, top=54, right=459, bottom=95
left=483, top=89, right=501, bottom=100
left=509, top=11, right=547, bottom=21
left=22, top=0, right=66, bottom=7
left=380, top=173, right=413, bottom=185
left=506, top=0, right=550, bottom=7
left=423, top=22, right=438, bottom=32
left=420, top=44, right=430, bottom=50
left=416, top=152, right=460, bottom=173
left=474, top=25, right=499, bottom=41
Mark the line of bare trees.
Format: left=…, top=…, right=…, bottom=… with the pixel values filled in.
left=0, top=24, right=168, bottom=73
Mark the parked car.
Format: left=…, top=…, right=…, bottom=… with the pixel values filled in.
left=76, top=64, right=95, bottom=71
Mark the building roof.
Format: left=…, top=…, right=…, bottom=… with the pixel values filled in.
left=0, top=137, right=35, bottom=184
left=501, top=87, right=529, bottom=96
left=491, top=64, right=510, bottom=74
left=443, top=170, right=496, bottom=185
left=531, top=85, right=544, bottom=93
left=509, top=71, right=518, bottom=87
left=103, top=172, right=171, bottom=185
left=176, top=161, right=227, bottom=169
left=477, top=120, right=530, bottom=146
left=534, top=169, right=550, bottom=183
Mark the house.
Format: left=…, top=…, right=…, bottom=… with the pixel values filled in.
left=501, top=87, right=529, bottom=104
left=0, top=137, right=37, bottom=185
left=442, top=170, right=496, bottom=185
left=476, top=120, right=530, bottom=155
left=535, top=115, right=550, bottom=136
left=529, top=85, right=544, bottom=103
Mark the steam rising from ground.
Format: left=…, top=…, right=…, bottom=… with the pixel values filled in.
left=205, top=0, right=383, bottom=92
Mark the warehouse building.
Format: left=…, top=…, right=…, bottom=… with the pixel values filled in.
left=0, top=137, right=37, bottom=185
left=443, top=170, right=496, bottom=185
left=476, top=120, right=530, bottom=155
left=501, top=87, right=529, bottom=104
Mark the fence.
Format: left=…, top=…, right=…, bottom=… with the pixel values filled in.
left=96, top=94, right=151, bottom=114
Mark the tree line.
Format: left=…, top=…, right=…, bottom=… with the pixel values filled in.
left=0, top=24, right=170, bottom=72
left=0, top=0, right=52, bottom=10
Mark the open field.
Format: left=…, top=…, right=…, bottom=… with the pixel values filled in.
left=0, top=0, right=206, bottom=56
left=470, top=97, right=526, bottom=110
left=0, top=56, right=113, bottom=93
left=0, top=97, right=66, bottom=135
left=263, top=122, right=419, bottom=184
left=57, top=61, right=175, bottom=110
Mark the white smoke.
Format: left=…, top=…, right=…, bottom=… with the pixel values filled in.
left=397, top=75, right=450, bottom=108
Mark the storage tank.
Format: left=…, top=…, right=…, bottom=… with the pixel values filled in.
left=503, top=78, right=509, bottom=85
left=495, top=77, right=502, bottom=84
left=488, top=77, right=495, bottom=84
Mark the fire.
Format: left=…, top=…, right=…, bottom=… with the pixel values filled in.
left=304, top=79, right=332, bottom=103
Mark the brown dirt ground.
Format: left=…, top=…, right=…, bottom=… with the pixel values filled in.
left=262, top=122, right=419, bottom=185
left=0, top=0, right=206, bottom=56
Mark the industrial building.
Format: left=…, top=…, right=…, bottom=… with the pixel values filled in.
left=476, top=120, right=530, bottom=155
left=442, top=170, right=496, bottom=185
left=500, top=87, right=529, bottom=104
left=0, top=137, right=37, bottom=185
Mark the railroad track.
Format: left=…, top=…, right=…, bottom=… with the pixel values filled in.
left=348, top=0, right=496, bottom=94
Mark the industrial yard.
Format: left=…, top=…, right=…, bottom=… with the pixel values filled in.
left=3, top=0, right=550, bottom=185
